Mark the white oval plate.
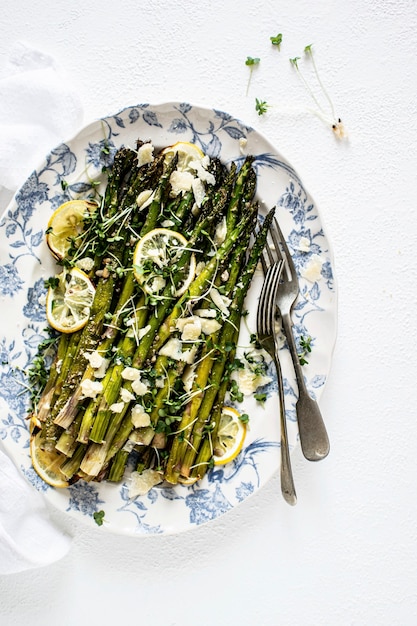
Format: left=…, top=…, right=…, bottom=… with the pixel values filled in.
left=0, top=102, right=337, bottom=535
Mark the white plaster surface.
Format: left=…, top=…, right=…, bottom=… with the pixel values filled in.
left=1, top=0, right=416, bottom=624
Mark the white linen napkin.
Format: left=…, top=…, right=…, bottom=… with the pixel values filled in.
left=0, top=40, right=83, bottom=208
left=0, top=447, right=71, bottom=574
left=0, top=42, right=83, bottom=573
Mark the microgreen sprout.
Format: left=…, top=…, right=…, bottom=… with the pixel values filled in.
left=290, top=44, right=345, bottom=138
left=245, top=56, right=260, bottom=96
left=239, top=413, right=250, bottom=425
left=255, top=98, right=270, bottom=116
left=298, top=335, right=313, bottom=366
left=270, top=33, right=283, bottom=49
left=93, top=510, right=105, bottom=526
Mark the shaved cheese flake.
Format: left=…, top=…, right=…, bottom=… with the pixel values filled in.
left=131, top=404, right=151, bottom=428
left=110, top=401, right=125, bottom=413
left=76, top=257, right=95, bottom=272
left=298, top=236, right=311, bottom=252
left=301, top=254, right=323, bottom=282
left=210, top=287, right=231, bottom=317
left=158, top=338, right=183, bottom=360
left=138, top=143, right=154, bottom=166
left=194, top=308, right=216, bottom=318
left=200, top=318, right=222, bottom=335
left=120, top=388, right=135, bottom=403
left=191, top=177, right=206, bottom=207
left=159, top=338, right=197, bottom=364
left=170, top=170, right=194, bottom=196
left=80, top=379, right=103, bottom=399
left=233, top=368, right=272, bottom=396
left=84, top=350, right=104, bottom=369
left=121, top=367, right=141, bottom=381
left=150, top=275, right=166, bottom=292
left=138, top=324, right=151, bottom=340
left=214, top=217, right=227, bottom=245
left=182, top=364, right=197, bottom=394
left=128, top=469, right=162, bottom=498
left=176, top=316, right=202, bottom=341
left=189, top=158, right=216, bottom=185
left=136, top=189, right=154, bottom=209
left=182, top=345, right=198, bottom=365
left=94, top=358, right=110, bottom=379
left=131, top=378, right=149, bottom=396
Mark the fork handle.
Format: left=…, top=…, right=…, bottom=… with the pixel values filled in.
left=272, top=351, right=297, bottom=505
left=281, top=313, right=330, bottom=462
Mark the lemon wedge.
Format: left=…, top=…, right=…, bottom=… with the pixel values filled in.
left=46, top=199, right=97, bottom=260
left=133, top=227, right=196, bottom=297
left=46, top=267, right=95, bottom=333
left=161, top=141, right=205, bottom=172
left=213, top=406, right=247, bottom=466
left=30, top=431, right=69, bottom=488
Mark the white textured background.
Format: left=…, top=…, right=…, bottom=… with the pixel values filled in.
left=1, top=0, right=416, bottom=624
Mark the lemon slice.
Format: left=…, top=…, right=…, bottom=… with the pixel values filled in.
left=46, top=267, right=96, bottom=333
left=30, top=431, right=69, bottom=488
left=161, top=141, right=205, bottom=172
left=213, top=406, right=247, bottom=466
left=46, top=199, right=97, bottom=260
left=133, top=227, right=196, bottom=297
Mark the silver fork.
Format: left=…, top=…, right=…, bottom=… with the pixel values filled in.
left=256, top=260, right=297, bottom=506
left=267, top=218, right=330, bottom=462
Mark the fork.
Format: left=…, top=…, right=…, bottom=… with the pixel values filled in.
left=257, top=260, right=297, bottom=506
left=267, top=218, right=330, bottom=462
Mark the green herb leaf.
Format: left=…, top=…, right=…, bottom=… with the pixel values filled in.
left=254, top=392, right=267, bottom=403
left=93, top=510, right=105, bottom=526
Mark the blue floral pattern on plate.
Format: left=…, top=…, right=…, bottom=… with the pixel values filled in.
left=0, top=102, right=337, bottom=535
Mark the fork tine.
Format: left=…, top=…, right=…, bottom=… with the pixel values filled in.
left=270, top=217, right=296, bottom=282
left=257, top=261, right=283, bottom=335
